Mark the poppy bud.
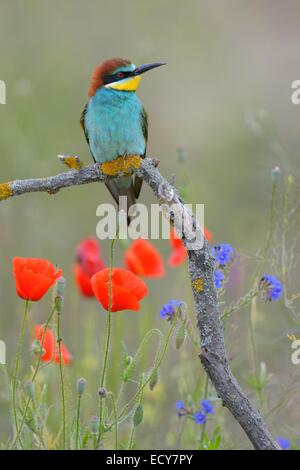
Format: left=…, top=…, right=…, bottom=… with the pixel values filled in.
left=133, top=403, right=143, bottom=427
left=77, top=377, right=86, bottom=396
left=126, top=355, right=133, bottom=366
left=98, top=387, right=107, bottom=398
left=55, top=276, right=66, bottom=297
left=149, top=368, right=159, bottom=391
left=54, top=277, right=66, bottom=313
left=271, top=166, right=281, bottom=184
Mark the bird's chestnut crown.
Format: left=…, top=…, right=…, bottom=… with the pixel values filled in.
left=88, top=58, right=165, bottom=96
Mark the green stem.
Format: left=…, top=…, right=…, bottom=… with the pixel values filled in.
left=119, top=317, right=177, bottom=420
left=10, top=306, right=56, bottom=449
left=247, top=180, right=278, bottom=403
left=128, top=426, right=135, bottom=450
left=12, top=299, right=30, bottom=449
left=128, top=374, right=144, bottom=450
left=107, top=329, right=164, bottom=424
left=57, top=308, right=66, bottom=449
left=75, top=395, right=82, bottom=450
left=97, top=234, right=117, bottom=445
left=108, top=392, right=118, bottom=450
left=249, top=297, right=263, bottom=404
left=264, top=182, right=277, bottom=255
left=200, top=374, right=209, bottom=444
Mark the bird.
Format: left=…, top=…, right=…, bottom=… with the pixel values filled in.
left=80, top=58, right=165, bottom=223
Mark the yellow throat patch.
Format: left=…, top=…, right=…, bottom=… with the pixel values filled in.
left=105, top=75, right=141, bottom=92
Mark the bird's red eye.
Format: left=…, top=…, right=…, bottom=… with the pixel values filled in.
left=117, top=72, right=124, bottom=78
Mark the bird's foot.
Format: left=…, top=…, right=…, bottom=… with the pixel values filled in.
left=101, top=155, right=142, bottom=176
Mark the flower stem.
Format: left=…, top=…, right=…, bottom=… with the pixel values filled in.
left=200, top=374, right=209, bottom=444
left=128, top=374, right=144, bottom=450
left=247, top=179, right=278, bottom=403
left=57, top=307, right=66, bottom=449
left=128, top=426, right=135, bottom=450
left=75, top=394, right=82, bottom=450
left=108, top=392, right=118, bottom=450
left=249, top=297, right=263, bottom=404
left=118, top=318, right=177, bottom=420
left=10, top=306, right=56, bottom=449
left=97, top=234, right=117, bottom=446
left=12, top=299, right=30, bottom=449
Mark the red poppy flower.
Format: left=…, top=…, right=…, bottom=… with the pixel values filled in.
left=124, top=239, right=165, bottom=278
left=54, top=341, right=72, bottom=366
left=168, top=228, right=187, bottom=267
left=13, top=257, right=62, bottom=302
left=34, top=324, right=71, bottom=365
left=204, top=227, right=213, bottom=244
left=91, top=267, right=148, bottom=312
left=74, top=238, right=105, bottom=297
left=168, top=227, right=213, bottom=267
left=74, top=265, right=94, bottom=297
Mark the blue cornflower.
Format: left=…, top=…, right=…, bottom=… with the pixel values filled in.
left=259, top=275, right=283, bottom=302
left=176, top=401, right=184, bottom=410
left=214, top=270, right=224, bottom=289
left=176, top=400, right=188, bottom=418
left=160, top=300, right=183, bottom=321
left=276, top=436, right=291, bottom=450
left=211, top=243, right=233, bottom=265
left=194, top=410, right=206, bottom=425
left=201, top=399, right=214, bottom=415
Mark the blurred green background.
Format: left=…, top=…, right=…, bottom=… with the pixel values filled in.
left=0, top=0, right=300, bottom=449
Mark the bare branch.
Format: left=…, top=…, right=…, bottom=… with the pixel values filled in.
left=0, top=157, right=279, bottom=449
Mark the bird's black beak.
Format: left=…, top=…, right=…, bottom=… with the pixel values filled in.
left=134, top=62, right=166, bottom=76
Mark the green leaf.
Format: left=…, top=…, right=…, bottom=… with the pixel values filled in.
left=81, top=430, right=90, bottom=449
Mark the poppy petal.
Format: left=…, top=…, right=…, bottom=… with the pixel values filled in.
left=91, top=268, right=148, bottom=312
left=74, top=264, right=95, bottom=297
left=13, top=257, right=62, bottom=302
left=125, top=239, right=165, bottom=278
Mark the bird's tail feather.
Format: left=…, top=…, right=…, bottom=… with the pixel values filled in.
left=105, top=177, right=137, bottom=225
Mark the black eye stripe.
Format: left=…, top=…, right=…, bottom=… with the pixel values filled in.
left=103, top=71, right=133, bottom=85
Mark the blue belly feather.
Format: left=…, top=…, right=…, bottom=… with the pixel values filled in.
left=84, top=88, right=146, bottom=163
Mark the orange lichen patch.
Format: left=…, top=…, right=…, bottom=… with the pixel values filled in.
left=101, top=155, right=142, bottom=176
left=192, top=277, right=204, bottom=293
left=0, top=182, right=13, bottom=201
left=59, top=155, right=83, bottom=170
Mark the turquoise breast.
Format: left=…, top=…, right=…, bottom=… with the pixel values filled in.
left=84, top=87, right=146, bottom=163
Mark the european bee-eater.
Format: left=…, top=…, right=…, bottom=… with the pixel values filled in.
left=81, top=58, right=165, bottom=221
